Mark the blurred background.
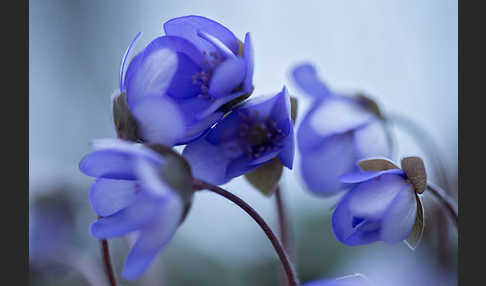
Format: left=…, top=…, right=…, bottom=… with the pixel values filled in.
left=29, top=0, right=457, bottom=285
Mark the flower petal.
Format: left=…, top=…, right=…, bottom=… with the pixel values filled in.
left=89, top=178, right=137, bottom=217
left=196, top=90, right=247, bottom=120
left=291, top=64, right=331, bottom=98
left=300, top=134, right=358, bottom=195
left=354, top=119, right=390, bottom=159
left=176, top=112, right=223, bottom=145
left=208, top=57, right=246, bottom=98
left=122, top=195, right=183, bottom=280
left=309, top=97, right=374, bottom=138
left=120, top=32, right=142, bottom=92
left=380, top=184, right=417, bottom=244
left=269, top=86, right=292, bottom=127
left=79, top=140, right=162, bottom=180
left=125, top=43, right=179, bottom=107
left=135, top=158, right=180, bottom=199
left=242, top=32, right=254, bottom=93
left=303, top=274, right=371, bottom=286
left=339, top=169, right=406, bottom=184
left=163, top=15, right=239, bottom=56
left=347, top=174, right=410, bottom=220
left=331, top=191, right=381, bottom=246
left=130, top=96, right=186, bottom=146
left=182, top=139, right=232, bottom=185
left=297, top=106, right=328, bottom=151
left=277, top=121, right=294, bottom=169
left=197, top=31, right=236, bottom=59
left=90, top=191, right=164, bottom=239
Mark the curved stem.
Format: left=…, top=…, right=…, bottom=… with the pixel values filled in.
left=275, top=186, right=293, bottom=286
left=388, top=113, right=451, bottom=191
left=193, top=178, right=299, bottom=286
left=98, top=216, right=117, bottom=286
left=275, top=186, right=291, bottom=254
left=427, top=183, right=458, bottom=229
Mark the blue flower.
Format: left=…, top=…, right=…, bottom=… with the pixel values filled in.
left=292, top=63, right=390, bottom=196
left=79, top=139, right=188, bottom=280
left=332, top=159, right=422, bottom=246
left=183, top=87, right=294, bottom=185
left=303, top=274, right=371, bottom=286
left=118, top=15, right=254, bottom=145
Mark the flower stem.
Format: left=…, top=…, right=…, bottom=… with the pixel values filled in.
left=193, top=178, right=299, bottom=286
left=275, top=185, right=291, bottom=255
left=98, top=216, right=117, bottom=286
left=427, top=183, right=458, bottom=229
left=275, top=185, right=293, bottom=286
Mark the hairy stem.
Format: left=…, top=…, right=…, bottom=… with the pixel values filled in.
left=193, top=178, right=299, bottom=286
left=427, top=183, right=458, bottom=229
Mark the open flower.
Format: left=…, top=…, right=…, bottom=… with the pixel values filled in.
left=117, top=15, right=254, bottom=145
left=292, top=63, right=390, bottom=196
left=183, top=87, right=294, bottom=185
left=79, top=139, right=192, bottom=280
left=303, top=274, right=371, bottom=286
left=332, top=157, right=425, bottom=247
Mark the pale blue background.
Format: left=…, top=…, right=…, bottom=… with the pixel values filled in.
left=30, top=0, right=457, bottom=285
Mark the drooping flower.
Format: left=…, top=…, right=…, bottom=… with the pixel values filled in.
left=292, top=63, right=391, bottom=196
left=183, top=86, right=294, bottom=186
left=116, top=15, right=254, bottom=145
left=332, top=157, right=425, bottom=247
left=303, top=273, right=372, bottom=286
left=79, top=139, right=193, bottom=280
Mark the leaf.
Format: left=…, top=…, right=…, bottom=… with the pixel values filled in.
left=147, top=144, right=194, bottom=201
left=237, top=39, right=244, bottom=57
left=357, top=157, right=399, bottom=171
left=112, top=92, right=139, bottom=141
left=245, top=158, right=283, bottom=196
left=290, top=96, right=298, bottom=124
left=404, top=193, right=424, bottom=250
left=401, top=156, right=427, bottom=194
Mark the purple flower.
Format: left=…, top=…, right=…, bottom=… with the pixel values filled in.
left=292, top=64, right=390, bottom=196
left=303, top=274, right=372, bottom=286
left=79, top=139, right=189, bottom=280
left=332, top=158, right=424, bottom=247
left=118, top=15, right=254, bottom=145
left=182, top=87, right=294, bottom=185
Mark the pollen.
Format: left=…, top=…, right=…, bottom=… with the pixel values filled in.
left=236, top=111, right=287, bottom=160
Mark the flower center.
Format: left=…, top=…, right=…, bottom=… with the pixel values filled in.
left=192, top=51, right=225, bottom=101
left=236, top=110, right=286, bottom=160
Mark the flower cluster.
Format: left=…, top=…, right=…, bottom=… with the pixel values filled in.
left=77, top=14, right=452, bottom=285
left=81, top=15, right=298, bottom=281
